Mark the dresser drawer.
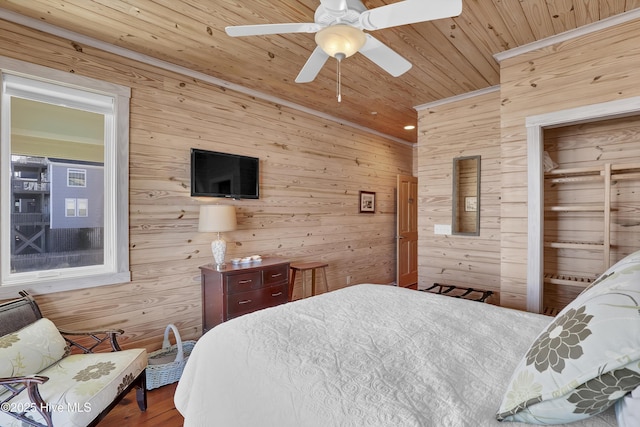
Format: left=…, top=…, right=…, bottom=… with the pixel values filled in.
left=226, top=271, right=262, bottom=294
left=263, top=264, right=288, bottom=286
left=226, top=284, right=288, bottom=319
left=262, top=283, right=288, bottom=307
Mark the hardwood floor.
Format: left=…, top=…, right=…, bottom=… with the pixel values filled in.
left=100, top=382, right=183, bottom=427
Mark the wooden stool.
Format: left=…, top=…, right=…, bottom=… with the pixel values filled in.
left=289, top=262, right=329, bottom=301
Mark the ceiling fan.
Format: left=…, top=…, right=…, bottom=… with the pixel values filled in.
left=225, top=0, right=462, bottom=99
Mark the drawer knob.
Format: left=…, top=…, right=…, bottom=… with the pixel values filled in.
left=271, top=273, right=282, bottom=278
left=239, top=279, right=253, bottom=284
left=238, top=299, right=252, bottom=305
left=271, top=292, right=283, bottom=297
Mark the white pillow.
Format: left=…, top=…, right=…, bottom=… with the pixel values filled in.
left=616, top=386, right=640, bottom=427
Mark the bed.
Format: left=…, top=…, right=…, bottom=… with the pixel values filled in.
left=175, top=250, right=640, bottom=426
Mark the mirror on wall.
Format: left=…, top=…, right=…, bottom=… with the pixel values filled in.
left=452, top=155, right=480, bottom=236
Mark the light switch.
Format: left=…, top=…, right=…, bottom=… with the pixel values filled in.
left=434, top=224, right=452, bottom=235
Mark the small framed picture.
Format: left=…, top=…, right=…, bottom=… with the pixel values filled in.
left=465, top=196, right=477, bottom=212
left=359, top=191, right=375, bottom=213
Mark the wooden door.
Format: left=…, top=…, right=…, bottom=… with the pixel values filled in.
left=396, top=175, right=418, bottom=289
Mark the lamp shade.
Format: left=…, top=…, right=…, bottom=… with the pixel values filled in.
left=198, top=205, right=237, bottom=233
left=315, top=24, right=366, bottom=59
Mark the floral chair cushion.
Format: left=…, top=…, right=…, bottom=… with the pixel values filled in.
left=496, top=249, right=640, bottom=424
left=0, top=318, right=67, bottom=378
left=0, top=349, right=147, bottom=427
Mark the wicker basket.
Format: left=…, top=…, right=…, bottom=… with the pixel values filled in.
left=145, top=324, right=196, bottom=390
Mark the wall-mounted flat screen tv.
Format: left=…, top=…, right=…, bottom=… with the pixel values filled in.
left=190, top=148, right=259, bottom=199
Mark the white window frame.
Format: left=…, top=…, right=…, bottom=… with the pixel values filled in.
left=0, top=56, right=131, bottom=298
left=65, top=198, right=77, bottom=217
left=64, top=198, right=89, bottom=217
left=77, top=198, right=89, bottom=217
left=67, top=168, right=87, bottom=187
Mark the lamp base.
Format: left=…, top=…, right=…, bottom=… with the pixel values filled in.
left=211, top=238, right=227, bottom=270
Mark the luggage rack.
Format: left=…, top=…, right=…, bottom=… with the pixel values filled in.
left=421, top=283, right=493, bottom=303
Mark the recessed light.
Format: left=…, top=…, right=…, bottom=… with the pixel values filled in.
left=404, top=125, right=415, bottom=130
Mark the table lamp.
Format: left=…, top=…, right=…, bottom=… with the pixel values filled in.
left=199, top=205, right=237, bottom=270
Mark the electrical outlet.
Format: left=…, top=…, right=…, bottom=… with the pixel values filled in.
left=434, top=224, right=452, bottom=235
left=346, top=275, right=352, bottom=285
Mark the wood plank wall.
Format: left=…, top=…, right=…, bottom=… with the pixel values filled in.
left=499, top=17, right=640, bottom=309
left=0, top=20, right=412, bottom=351
left=418, top=18, right=640, bottom=312
left=416, top=89, right=502, bottom=304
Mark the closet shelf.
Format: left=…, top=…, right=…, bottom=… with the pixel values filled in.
left=612, top=172, right=640, bottom=181
left=544, top=241, right=604, bottom=250
left=546, top=205, right=605, bottom=212
left=543, top=273, right=594, bottom=288
left=611, top=162, right=640, bottom=172
left=545, top=166, right=603, bottom=176
left=547, top=175, right=603, bottom=183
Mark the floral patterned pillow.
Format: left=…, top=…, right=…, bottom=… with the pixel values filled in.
left=0, top=318, right=68, bottom=377
left=496, top=249, right=640, bottom=424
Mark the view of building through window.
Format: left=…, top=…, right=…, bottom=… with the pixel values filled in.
left=11, top=155, right=104, bottom=273
left=7, top=87, right=107, bottom=275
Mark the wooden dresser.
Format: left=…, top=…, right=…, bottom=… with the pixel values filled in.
left=200, top=257, right=289, bottom=333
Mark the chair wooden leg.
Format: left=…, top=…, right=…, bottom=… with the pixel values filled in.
left=301, top=270, right=307, bottom=297
left=136, top=373, right=147, bottom=411
left=311, top=269, right=317, bottom=295
left=321, top=267, right=329, bottom=293
left=288, top=268, right=297, bottom=301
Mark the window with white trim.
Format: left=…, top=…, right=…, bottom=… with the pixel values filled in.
left=67, top=168, right=87, bottom=187
left=0, top=56, right=131, bottom=297
left=77, top=198, right=88, bottom=217
left=64, top=198, right=89, bottom=217
left=65, top=198, right=77, bottom=217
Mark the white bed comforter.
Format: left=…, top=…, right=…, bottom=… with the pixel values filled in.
left=175, top=284, right=616, bottom=427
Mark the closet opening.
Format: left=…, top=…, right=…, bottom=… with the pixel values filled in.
left=526, top=96, right=640, bottom=313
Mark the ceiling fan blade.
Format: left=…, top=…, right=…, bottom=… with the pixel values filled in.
left=360, top=0, right=462, bottom=31
left=225, top=22, right=321, bottom=37
left=358, top=34, right=412, bottom=77
left=295, top=47, right=330, bottom=83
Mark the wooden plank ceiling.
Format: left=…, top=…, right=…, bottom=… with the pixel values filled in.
left=1, top=0, right=639, bottom=143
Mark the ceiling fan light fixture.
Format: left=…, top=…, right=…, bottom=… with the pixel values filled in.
left=315, top=24, right=366, bottom=59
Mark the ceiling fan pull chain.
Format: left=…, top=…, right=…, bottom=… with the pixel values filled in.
left=337, top=58, right=342, bottom=103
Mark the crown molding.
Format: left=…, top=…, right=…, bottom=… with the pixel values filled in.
left=0, top=8, right=411, bottom=146
left=414, top=85, right=500, bottom=111
left=494, top=8, right=640, bottom=63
